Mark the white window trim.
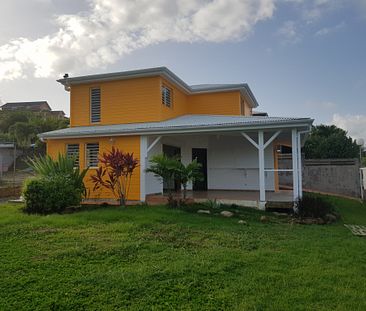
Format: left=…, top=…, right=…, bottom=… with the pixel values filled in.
left=161, top=85, right=173, bottom=108
left=90, top=87, right=101, bottom=124
left=85, top=143, right=99, bottom=168
left=66, top=143, right=80, bottom=167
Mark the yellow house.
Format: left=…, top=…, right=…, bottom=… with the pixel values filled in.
left=40, top=67, right=313, bottom=209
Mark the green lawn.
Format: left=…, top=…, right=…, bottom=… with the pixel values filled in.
left=0, top=198, right=366, bottom=310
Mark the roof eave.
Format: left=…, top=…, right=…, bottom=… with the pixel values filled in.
left=39, top=119, right=313, bottom=140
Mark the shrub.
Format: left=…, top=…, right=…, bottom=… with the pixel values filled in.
left=90, top=147, right=139, bottom=206
left=23, top=176, right=82, bottom=214
left=296, top=194, right=334, bottom=219
left=27, top=154, right=88, bottom=197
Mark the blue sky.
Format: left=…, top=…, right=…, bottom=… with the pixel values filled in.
left=0, top=0, right=365, bottom=139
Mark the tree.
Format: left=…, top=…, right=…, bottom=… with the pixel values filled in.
left=175, top=159, right=203, bottom=200
left=90, top=147, right=139, bottom=206
left=146, top=154, right=203, bottom=201
left=304, top=125, right=360, bottom=159
left=146, top=154, right=180, bottom=200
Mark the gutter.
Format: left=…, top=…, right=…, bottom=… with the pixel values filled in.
left=39, top=120, right=314, bottom=140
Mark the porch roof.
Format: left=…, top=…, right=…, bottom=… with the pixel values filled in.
left=39, top=114, right=313, bottom=140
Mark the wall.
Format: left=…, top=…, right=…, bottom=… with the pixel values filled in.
left=70, top=76, right=161, bottom=126
left=46, top=136, right=141, bottom=201
left=145, top=133, right=275, bottom=195
left=187, top=91, right=241, bottom=116
left=278, top=155, right=361, bottom=198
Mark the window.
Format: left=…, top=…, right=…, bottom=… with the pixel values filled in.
left=86, top=143, right=99, bottom=167
left=90, top=87, right=101, bottom=123
left=66, top=144, right=80, bottom=167
left=161, top=85, right=172, bottom=107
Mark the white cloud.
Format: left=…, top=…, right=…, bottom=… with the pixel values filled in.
left=277, top=20, right=301, bottom=43
left=0, top=0, right=276, bottom=80
left=332, top=114, right=366, bottom=141
left=315, top=21, right=345, bottom=36
left=307, top=100, right=337, bottom=109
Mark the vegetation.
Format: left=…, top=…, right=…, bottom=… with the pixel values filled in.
left=146, top=154, right=203, bottom=201
left=296, top=193, right=334, bottom=219
left=23, top=155, right=88, bottom=214
left=0, top=110, right=68, bottom=148
left=0, top=196, right=365, bottom=310
left=304, top=125, right=360, bottom=159
left=90, top=147, right=139, bottom=206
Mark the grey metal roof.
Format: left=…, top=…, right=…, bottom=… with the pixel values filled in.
left=39, top=114, right=313, bottom=139
left=57, top=67, right=259, bottom=108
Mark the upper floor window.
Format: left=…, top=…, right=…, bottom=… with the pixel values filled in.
left=161, top=85, right=172, bottom=108
left=86, top=143, right=99, bottom=167
left=90, top=87, right=101, bottom=123
left=66, top=144, right=80, bottom=167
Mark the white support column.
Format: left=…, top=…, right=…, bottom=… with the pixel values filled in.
left=140, top=136, right=148, bottom=202
left=297, top=133, right=303, bottom=199
left=258, top=131, right=266, bottom=206
left=292, top=129, right=299, bottom=201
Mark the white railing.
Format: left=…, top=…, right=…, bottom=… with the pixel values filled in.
left=361, top=168, right=366, bottom=201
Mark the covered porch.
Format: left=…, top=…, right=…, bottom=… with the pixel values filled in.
left=140, top=116, right=313, bottom=210
left=146, top=189, right=294, bottom=209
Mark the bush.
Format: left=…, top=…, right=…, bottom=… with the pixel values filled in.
left=297, top=194, right=334, bottom=219
left=23, top=176, right=82, bottom=214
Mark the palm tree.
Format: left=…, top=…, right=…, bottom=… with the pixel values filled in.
left=146, top=154, right=180, bottom=199
left=175, top=159, right=203, bottom=200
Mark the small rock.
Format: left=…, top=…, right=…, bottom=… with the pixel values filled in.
left=238, top=220, right=247, bottom=225
left=260, top=215, right=269, bottom=223
left=273, top=212, right=288, bottom=217
left=220, top=211, right=234, bottom=217
left=325, top=213, right=337, bottom=223
left=197, top=209, right=211, bottom=214
left=317, top=218, right=326, bottom=225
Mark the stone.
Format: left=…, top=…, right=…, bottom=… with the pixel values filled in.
left=273, top=212, right=289, bottom=217
left=220, top=211, right=234, bottom=217
left=197, top=209, right=211, bottom=214
left=325, top=213, right=337, bottom=223
left=260, top=215, right=269, bottom=223
left=238, top=220, right=247, bottom=225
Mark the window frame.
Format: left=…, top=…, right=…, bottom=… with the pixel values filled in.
left=85, top=143, right=99, bottom=168
left=90, top=87, right=101, bottom=123
left=161, top=85, right=173, bottom=108
left=66, top=143, right=80, bottom=168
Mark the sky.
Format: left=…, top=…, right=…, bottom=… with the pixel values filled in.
left=0, top=0, right=365, bottom=141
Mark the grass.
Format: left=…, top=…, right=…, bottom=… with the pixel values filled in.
left=0, top=197, right=365, bottom=310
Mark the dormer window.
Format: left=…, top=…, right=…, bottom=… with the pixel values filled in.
left=162, top=85, right=172, bottom=108
left=90, top=87, right=101, bottom=123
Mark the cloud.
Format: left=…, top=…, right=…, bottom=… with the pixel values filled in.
left=277, top=20, right=301, bottom=43
left=0, top=0, right=276, bottom=81
left=315, top=21, right=345, bottom=36
left=307, top=100, right=337, bottom=109
left=332, top=113, right=366, bottom=141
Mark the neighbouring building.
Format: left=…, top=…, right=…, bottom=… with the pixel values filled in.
left=39, top=67, right=313, bottom=209
left=1, top=101, right=66, bottom=118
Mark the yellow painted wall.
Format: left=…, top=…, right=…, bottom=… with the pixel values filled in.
left=187, top=91, right=242, bottom=115
left=46, top=136, right=141, bottom=201
left=69, top=76, right=253, bottom=127
left=160, top=78, right=188, bottom=120
left=70, top=76, right=161, bottom=127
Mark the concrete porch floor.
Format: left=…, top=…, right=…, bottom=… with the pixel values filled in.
left=146, top=190, right=294, bottom=209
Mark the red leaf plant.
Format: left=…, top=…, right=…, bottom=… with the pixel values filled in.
left=90, top=147, right=139, bottom=206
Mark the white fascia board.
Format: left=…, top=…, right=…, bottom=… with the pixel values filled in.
left=40, top=121, right=313, bottom=140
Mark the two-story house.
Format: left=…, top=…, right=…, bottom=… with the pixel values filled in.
left=39, top=67, right=313, bottom=209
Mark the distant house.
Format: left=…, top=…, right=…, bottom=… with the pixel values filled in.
left=1, top=101, right=51, bottom=112
left=49, top=110, right=66, bottom=119
left=1, top=101, right=66, bottom=119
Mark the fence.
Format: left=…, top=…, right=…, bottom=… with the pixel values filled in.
left=278, top=155, right=361, bottom=198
